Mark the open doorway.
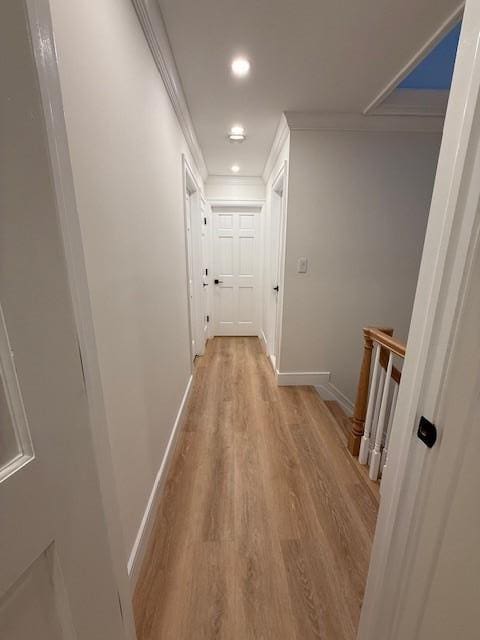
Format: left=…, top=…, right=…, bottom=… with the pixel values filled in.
left=357, top=6, right=480, bottom=638
left=345, top=13, right=464, bottom=470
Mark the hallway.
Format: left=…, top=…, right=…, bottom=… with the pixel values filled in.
left=133, top=337, right=379, bottom=639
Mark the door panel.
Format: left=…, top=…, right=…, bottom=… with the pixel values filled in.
left=391, top=214, right=480, bottom=640
left=0, top=312, right=33, bottom=479
left=239, top=236, right=254, bottom=274
left=213, top=209, right=260, bottom=336
left=0, top=546, right=74, bottom=640
left=238, top=286, right=254, bottom=322
left=0, top=2, right=125, bottom=637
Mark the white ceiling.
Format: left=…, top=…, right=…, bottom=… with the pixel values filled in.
left=157, top=0, right=461, bottom=176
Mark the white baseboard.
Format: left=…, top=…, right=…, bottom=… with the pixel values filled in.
left=127, top=374, right=193, bottom=587
left=259, top=329, right=268, bottom=353
left=276, top=371, right=330, bottom=386
left=316, top=381, right=354, bottom=414
left=259, top=330, right=277, bottom=372
left=269, top=354, right=277, bottom=372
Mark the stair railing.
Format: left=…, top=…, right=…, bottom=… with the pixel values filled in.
left=348, top=327, right=406, bottom=481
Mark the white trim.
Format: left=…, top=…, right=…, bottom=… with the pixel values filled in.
left=26, top=2, right=136, bottom=637
left=272, top=162, right=288, bottom=372
left=209, top=199, right=265, bottom=208
left=262, top=114, right=290, bottom=182
left=372, top=88, right=449, bottom=117
left=269, top=354, right=277, bottom=372
left=359, top=4, right=480, bottom=637
left=259, top=329, right=268, bottom=353
left=131, top=0, right=208, bottom=180
left=316, top=382, right=354, bottom=415
left=0, top=303, right=34, bottom=483
left=271, top=163, right=286, bottom=194
left=207, top=175, right=265, bottom=187
left=127, top=374, right=193, bottom=587
left=364, top=4, right=464, bottom=114
left=285, top=111, right=445, bottom=133
left=183, top=155, right=206, bottom=360
left=276, top=371, right=330, bottom=387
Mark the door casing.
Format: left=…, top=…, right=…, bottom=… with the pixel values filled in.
left=182, top=156, right=208, bottom=359
left=265, top=163, right=288, bottom=371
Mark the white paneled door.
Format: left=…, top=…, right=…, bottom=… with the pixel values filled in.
left=0, top=2, right=126, bottom=639
left=212, top=209, right=261, bottom=336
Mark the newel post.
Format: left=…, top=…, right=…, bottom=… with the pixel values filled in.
left=348, top=329, right=374, bottom=457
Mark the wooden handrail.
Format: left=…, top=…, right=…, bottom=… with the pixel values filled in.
left=366, top=327, right=406, bottom=358
left=347, top=327, right=406, bottom=457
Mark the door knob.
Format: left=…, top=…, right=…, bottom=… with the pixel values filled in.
left=214, top=279, right=223, bottom=284
left=273, top=285, right=279, bottom=292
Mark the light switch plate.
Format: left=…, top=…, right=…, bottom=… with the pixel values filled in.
left=297, top=257, right=308, bottom=273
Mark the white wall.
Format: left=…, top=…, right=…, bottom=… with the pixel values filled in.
left=49, top=0, right=203, bottom=563
left=206, top=175, right=265, bottom=201
left=281, top=129, right=441, bottom=402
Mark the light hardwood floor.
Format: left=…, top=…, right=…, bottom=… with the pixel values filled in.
left=133, top=337, right=379, bottom=640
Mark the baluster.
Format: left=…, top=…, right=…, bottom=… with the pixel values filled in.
left=380, top=381, right=399, bottom=479
left=348, top=330, right=374, bottom=456
left=359, top=343, right=380, bottom=465
left=369, top=366, right=385, bottom=463
left=369, top=352, right=393, bottom=480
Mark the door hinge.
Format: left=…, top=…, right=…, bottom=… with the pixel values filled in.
left=204, top=216, right=207, bottom=225
left=205, top=268, right=208, bottom=276
left=206, top=315, right=210, bottom=323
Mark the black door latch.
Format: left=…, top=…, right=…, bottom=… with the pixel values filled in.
left=417, top=416, right=437, bottom=448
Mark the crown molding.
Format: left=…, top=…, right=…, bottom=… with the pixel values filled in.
left=364, top=3, right=464, bottom=115
left=207, top=175, right=265, bottom=186
left=284, top=111, right=445, bottom=133
left=372, top=89, right=449, bottom=117
left=131, top=0, right=208, bottom=180
left=262, top=114, right=290, bottom=182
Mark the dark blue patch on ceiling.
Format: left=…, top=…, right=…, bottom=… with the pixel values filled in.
left=399, top=22, right=461, bottom=90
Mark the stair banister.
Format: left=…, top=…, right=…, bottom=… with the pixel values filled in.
left=348, top=327, right=394, bottom=456
left=369, top=352, right=393, bottom=480
left=348, top=327, right=406, bottom=473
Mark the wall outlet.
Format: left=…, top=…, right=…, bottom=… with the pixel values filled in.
left=297, top=257, right=308, bottom=273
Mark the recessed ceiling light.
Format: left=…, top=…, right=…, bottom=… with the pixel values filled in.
left=231, top=57, right=250, bottom=77
left=231, top=164, right=240, bottom=173
left=228, top=124, right=246, bottom=142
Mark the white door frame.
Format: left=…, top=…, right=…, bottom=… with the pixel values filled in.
left=269, top=162, right=288, bottom=372
left=359, top=6, right=480, bottom=638
left=182, top=155, right=207, bottom=360
left=199, top=194, right=211, bottom=346
left=23, top=0, right=136, bottom=636
left=206, top=202, right=214, bottom=340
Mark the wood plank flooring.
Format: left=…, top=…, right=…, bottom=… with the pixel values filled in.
left=133, top=337, right=379, bottom=640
